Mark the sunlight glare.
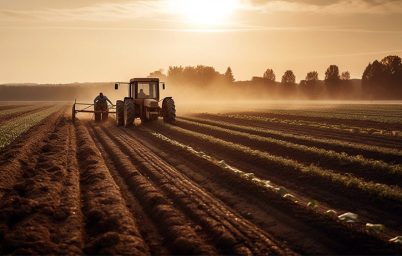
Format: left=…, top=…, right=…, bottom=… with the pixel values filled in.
left=170, top=0, right=239, bottom=25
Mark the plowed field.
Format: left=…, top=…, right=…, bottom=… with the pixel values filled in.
left=0, top=103, right=401, bottom=255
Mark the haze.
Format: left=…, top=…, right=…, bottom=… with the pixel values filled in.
left=1, top=0, right=402, bottom=84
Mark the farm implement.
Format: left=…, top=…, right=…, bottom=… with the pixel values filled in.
left=72, top=101, right=116, bottom=123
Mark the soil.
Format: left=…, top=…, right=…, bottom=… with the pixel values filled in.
left=0, top=106, right=401, bottom=255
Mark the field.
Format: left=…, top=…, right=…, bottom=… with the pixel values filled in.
left=0, top=102, right=402, bottom=255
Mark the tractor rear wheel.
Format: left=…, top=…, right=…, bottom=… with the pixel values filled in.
left=162, top=97, right=176, bottom=123
left=124, top=99, right=135, bottom=127
left=116, top=100, right=124, bottom=126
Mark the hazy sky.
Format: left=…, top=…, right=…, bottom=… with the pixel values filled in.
left=1, top=0, right=402, bottom=83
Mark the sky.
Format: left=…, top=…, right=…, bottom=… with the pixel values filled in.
left=0, top=0, right=402, bottom=83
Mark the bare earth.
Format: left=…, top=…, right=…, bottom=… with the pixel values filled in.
left=0, top=104, right=401, bottom=255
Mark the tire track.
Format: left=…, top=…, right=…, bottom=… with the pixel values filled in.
left=95, top=123, right=295, bottom=255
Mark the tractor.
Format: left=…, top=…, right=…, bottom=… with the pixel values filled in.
left=114, top=78, right=176, bottom=127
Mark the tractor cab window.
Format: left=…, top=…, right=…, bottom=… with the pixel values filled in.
left=137, top=82, right=158, bottom=99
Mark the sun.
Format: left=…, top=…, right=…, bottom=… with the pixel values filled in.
left=169, top=0, right=239, bottom=26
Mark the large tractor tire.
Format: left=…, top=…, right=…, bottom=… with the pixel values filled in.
left=116, top=100, right=124, bottom=126
left=124, top=98, right=135, bottom=127
left=162, top=97, right=176, bottom=124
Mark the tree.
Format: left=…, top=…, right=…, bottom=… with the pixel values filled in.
left=381, top=55, right=402, bottom=75
left=362, top=63, right=372, bottom=85
left=381, top=56, right=402, bottom=90
left=263, top=69, right=276, bottom=82
left=362, top=56, right=402, bottom=98
left=305, top=71, right=319, bottom=83
left=341, top=71, right=350, bottom=81
left=167, top=66, right=184, bottom=83
left=167, top=65, right=221, bottom=86
left=224, top=67, right=235, bottom=83
left=149, top=69, right=167, bottom=80
left=281, top=70, right=296, bottom=84
left=362, top=60, right=386, bottom=96
left=325, top=65, right=340, bottom=84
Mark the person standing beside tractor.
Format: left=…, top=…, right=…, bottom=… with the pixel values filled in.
left=94, top=92, right=113, bottom=122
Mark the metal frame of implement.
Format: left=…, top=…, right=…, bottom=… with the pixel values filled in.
left=72, top=99, right=116, bottom=122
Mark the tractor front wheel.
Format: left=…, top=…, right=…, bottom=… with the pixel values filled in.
left=116, top=100, right=124, bottom=126
left=162, top=97, right=176, bottom=124
left=124, top=99, right=135, bottom=127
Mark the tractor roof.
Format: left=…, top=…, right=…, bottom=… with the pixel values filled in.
left=130, top=78, right=159, bottom=83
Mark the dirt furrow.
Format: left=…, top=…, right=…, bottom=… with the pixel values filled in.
left=101, top=125, right=294, bottom=255
left=88, top=123, right=218, bottom=255
left=149, top=122, right=402, bottom=233
left=133, top=127, right=401, bottom=254
left=87, top=125, right=171, bottom=255
left=195, top=114, right=402, bottom=149
left=0, top=108, right=65, bottom=200
left=176, top=119, right=402, bottom=187
left=182, top=116, right=402, bottom=164
left=74, top=121, right=149, bottom=255
left=0, top=116, right=82, bottom=254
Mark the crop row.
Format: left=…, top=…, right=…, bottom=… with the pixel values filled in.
left=260, top=108, right=402, bottom=124
left=182, top=116, right=402, bottom=164
left=0, top=105, right=41, bottom=118
left=147, top=131, right=402, bottom=246
left=0, top=104, right=31, bottom=112
left=102, top=126, right=291, bottom=255
left=177, top=118, right=402, bottom=186
left=0, top=119, right=82, bottom=254
left=0, top=106, right=62, bottom=150
left=222, top=114, right=401, bottom=137
left=155, top=123, right=402, bottom=210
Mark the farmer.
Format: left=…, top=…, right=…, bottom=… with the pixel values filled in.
left=94, top=92, right=113, bottom=106
left=138, top=89, right=148, bottom=98
left=94, top=92, right=113, bottom=122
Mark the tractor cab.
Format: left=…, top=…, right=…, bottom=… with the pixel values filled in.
left=129, top=78, right=161, bottom=100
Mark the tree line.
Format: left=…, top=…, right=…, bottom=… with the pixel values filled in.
left=148, top=55, right=402, bottom=99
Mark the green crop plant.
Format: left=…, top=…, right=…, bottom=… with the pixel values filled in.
left=0, top=105, right=61, bottom=149
left=177, top=118, right=402, bottom=178
left=156, top=123, right=402, bottom=205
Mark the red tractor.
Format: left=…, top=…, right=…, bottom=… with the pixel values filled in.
left=114, top=78, right=176, bottom=127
